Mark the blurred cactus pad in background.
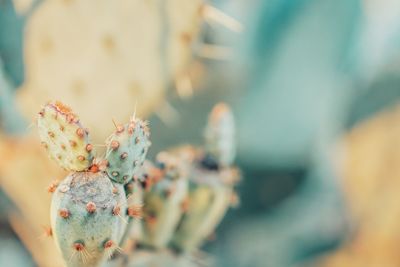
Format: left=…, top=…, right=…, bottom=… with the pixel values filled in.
left=3, top=0, right=400, bottom=267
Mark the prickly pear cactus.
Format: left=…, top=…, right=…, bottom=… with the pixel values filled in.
left=171, top=103, right=240, bottom=252
left=37, top=101, right=93, bottom=171
left=105, top=118, right=151, bottom=184
left=36, top=100, right=150, bottom=267
left=35, top=100, right=240, bottom=267
left=140, top=152, right=189, bottom=249
left=17, top=0, right=205, bottom=143
left=50, top=172, right=127, bottom=267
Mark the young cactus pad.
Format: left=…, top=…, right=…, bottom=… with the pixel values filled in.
left=50, top=171, right=127, bottom=267
left=105, top=118, right=151, bottom=184
left=37, top=101, right=93, bottom=171
left=204, top=103, right=235, bottom=167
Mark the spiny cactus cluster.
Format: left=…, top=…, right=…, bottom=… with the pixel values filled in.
left=37, top=101, right=239, bottom=267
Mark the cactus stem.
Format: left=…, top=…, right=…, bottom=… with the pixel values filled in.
left=86, top=202, right=96, bottom=213
left=59, top=208, right=70, bottom=219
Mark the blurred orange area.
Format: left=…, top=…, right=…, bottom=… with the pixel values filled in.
left=0, top=134, right=66, bottom=267
left=320, top=105, right=400, bottom=267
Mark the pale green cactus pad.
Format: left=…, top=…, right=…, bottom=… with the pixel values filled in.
left=51, top=171, right=127, bottom=267
left=140, top=152, right=189, bottom=249
left=105, top=118, right=151, bottom=184
left=37, top=101, right=93, bottom=171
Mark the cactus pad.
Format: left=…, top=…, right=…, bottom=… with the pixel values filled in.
left=50, top=171, right=127, bottom=267
left=105, top=118, right=151, bottom=184
left=140, top=152, right=189, bottom=249
left=37, top=101, right=93, bottom=171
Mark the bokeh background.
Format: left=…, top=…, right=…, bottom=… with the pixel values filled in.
left=2, top=0, right=400, bottom=266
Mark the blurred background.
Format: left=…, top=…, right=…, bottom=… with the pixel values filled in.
left=1, top=0, right=400, bottom=266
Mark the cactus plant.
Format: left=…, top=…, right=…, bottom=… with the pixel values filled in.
left=37, top=101, right=149, bottom=267
left=171, top=103, right=239, bottom=253
left=35, top=101, right=239, bottom=267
